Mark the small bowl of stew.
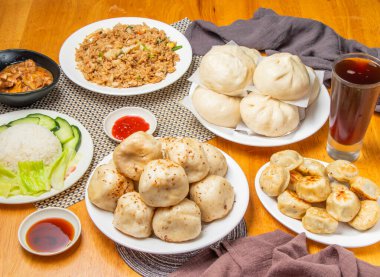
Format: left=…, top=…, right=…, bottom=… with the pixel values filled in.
left=0, top=49, right=60, bottom=107
left=18, top=207, right=81, bottom=256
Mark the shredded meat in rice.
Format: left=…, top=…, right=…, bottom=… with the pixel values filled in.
left=75, top=23, right=180, bottom=88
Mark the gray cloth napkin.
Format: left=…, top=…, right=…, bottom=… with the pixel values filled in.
left=170, top=230, right=380, bottom=277
left=185, top=8, right=380, bottom=86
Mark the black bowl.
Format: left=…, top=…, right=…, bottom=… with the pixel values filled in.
left=0, top=49, right=60, bottom=107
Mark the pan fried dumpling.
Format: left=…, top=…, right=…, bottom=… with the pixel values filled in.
left=199, top=45, right=255, bottom=96
left=277, top=190, right=311, bottom=219
left=302, top=207, right=338, bottom=234
left=190, top=175, right=234, bottom=222
left=350, top=176, right=380, bottom=200
left=139, top=159, right=189, bottom=207
left=152, top=198, right=202, bottom=242
left=330, top=181, right=349, bottom=193
left=113, top=131, right=162, bottom=181
left=349, top=200, right=380, bottom=231
left=157, top=137, right=178, bottom=158
left=240, top=93, right=299, bottom=137
left=192, top=87, right=241, bottom=128
left=113, top=192, right=155, bottom=238
left=253, top=53, right=310, bottom=101
left=295, top=175, right=331, bottom=203
left=326, top=190, right=361, bottom=222
left=326, top=160, right=358, bottom=183
left=270, top=150, right=303, bottom=171
left=259, top=164, right=290, bottom=197
left=202, top=143, right=228, bottom=177
left=165, top=138, right=209, bottom=183
left=288, top=170, right=303, bottom=191
left=297, top=158, right=325, bottom=177
left=88, top=163, right=134, bottom=211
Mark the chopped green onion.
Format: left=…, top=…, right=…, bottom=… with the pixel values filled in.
left=172, top=45, right=183, bottom=51
left=98, top=52, right=103, bottom=58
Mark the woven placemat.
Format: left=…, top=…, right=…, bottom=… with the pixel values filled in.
left=0, top=18, right=214, bottom=208
left=116, top=219, right=247, bottom=277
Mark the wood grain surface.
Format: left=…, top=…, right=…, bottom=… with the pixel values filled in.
left=0, top=0, right=379, bottom=276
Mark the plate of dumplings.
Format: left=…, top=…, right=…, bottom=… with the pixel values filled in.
left=255, top=150, right=380, bottom=248
left=185, top=45, right=330, bottom=147
left=85, top=132, right=249, bottom=254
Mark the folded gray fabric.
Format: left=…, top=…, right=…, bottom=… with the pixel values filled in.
left=185, top=8, right=380, bottom=86
left=170, top=230, right=380, bottom=277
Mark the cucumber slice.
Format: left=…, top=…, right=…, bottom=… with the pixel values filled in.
left=54, top=117, right=74, bottom=144
left=27, top=113, right=59, bottom=131
left=63, top=125, right=82, bottom=152
left=0, top=125, right=8, bottom=133
left=8, top=117, right=40, bottom=127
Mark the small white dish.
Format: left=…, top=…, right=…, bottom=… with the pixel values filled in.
left=255, top=160, right=380, bottom=248
left=104, top=107, right=157, bottom=143
left=18, top=207, right=81, bottom=256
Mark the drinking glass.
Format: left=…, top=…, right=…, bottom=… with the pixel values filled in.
left=327, top=53, right=380, bottom=161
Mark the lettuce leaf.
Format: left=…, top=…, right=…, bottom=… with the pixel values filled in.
left=0, top=166, right=18, bottom=197
left=18, top=161, right=50, bottom=195
left=49, top=148, right=75, bottom=190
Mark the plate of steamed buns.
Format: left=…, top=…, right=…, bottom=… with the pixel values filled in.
left=255, top=150, right=380, bottom=248
left=186, top=45, right=330, bottom=147
left=85, top=132, right=249, bottom=254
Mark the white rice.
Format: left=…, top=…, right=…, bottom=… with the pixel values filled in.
left=0, top=123, right=62, bottom=172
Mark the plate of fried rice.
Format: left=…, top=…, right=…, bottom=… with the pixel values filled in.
left=60, top=17, right=192, bottom=96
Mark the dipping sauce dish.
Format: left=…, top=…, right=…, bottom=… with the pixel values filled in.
left=104, top=107, right=157, bottom=143
left=18, top=207, right=81, bottom=256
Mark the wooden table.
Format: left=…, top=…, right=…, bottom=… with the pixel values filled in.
left=1, top=0, right=379, bottom=276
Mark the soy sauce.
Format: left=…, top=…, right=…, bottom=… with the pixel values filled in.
left=329, top=57, right=380, bottom=145
left=26, top=218, right=74, bottom=253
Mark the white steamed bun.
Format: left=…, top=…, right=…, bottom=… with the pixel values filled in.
left=253, top=53, right=310, bottom=101
left=199, top=45, right=256, bottom=96
left=240, top=93, right=299, bottom=137
left=192, top=86, right=241, bottom=128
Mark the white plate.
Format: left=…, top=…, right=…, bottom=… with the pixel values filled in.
left=187, top=83, right=330, bottom=147
left=18, top=207, right=81, bottom=256
left=255, top=161, right=380, bottom=248
left=0, top=109, right=94, bottom=204
left=59, top=17, right=192, bottom=96
left=103, top=107, right=157, bottom=143
left=85, top=150, right=249, bottom=254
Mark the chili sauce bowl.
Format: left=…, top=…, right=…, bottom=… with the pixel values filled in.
left=18, top=207, right=81, bottom=256
left=104, top=107, right=157, bottom=143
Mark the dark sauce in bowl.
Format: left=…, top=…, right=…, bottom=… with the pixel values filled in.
left=26, top=218, right=74, bottom=253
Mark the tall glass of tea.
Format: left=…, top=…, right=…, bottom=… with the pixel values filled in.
left=327, top=53, right=380, bottom=161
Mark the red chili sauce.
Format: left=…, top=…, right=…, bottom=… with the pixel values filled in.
left=26, top=218, right=74, bottom=253
left=112, top=115, right=150, bottom=140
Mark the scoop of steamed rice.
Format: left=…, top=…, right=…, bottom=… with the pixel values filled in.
left=0, top=123, right=62, bottom=172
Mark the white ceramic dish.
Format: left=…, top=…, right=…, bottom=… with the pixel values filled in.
left=255, top=160, right=380, bottom=248
left=0, top=109, right=94, bottom=204
left=85, top=150, right=250, bottom=254
left=186, top=82, right=330, bottom=147
left=18, top=207, right=81, bottom=256
left=104, top=107, right=157, bottom=143
left=59, top=17, right=192, bottom=96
